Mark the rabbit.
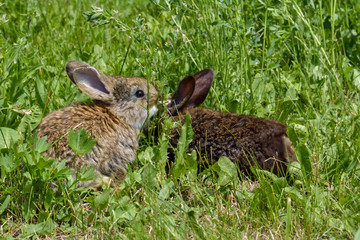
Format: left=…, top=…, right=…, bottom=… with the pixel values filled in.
left=37, top=61, right=158, bottom=188
left=163, top=69, right=298, bottom=176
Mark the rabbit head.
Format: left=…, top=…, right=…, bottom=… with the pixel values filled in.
left=167, top=68, right=214, bottom=116
left=66, top=61, right=158, bottom=130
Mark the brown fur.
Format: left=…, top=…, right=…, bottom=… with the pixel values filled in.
left=37, top=61, right=158, bottom=188
left=169, top=108, right=297, bottom=175
left=165, top=69, right=297, bottom=176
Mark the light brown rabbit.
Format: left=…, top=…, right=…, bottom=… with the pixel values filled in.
left=165, top=69, right=297, bottom=176
left=38, top=61, right=158, bottom=188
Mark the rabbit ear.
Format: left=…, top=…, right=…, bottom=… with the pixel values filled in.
left=183, top=69, right=214, bottom=108
left=66, top=61, right=92, bottom=83
left=168, top=76, right=195, bottom=115
left=66, top=62, right=112, bottom=101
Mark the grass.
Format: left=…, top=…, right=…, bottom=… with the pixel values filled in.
left=1, top=0, right=360, bottom=239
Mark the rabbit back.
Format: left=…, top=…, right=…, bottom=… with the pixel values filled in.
left=170, top=108, right=297, bottom=175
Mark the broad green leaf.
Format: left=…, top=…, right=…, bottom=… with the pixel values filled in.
left=176, top=114, right=194, bottom=156
left=111, top=196, right=136, bottom=222
left=287, top=161, right=303, bottom=180
left=76, top=165, right=97, bottom=181
left=158, top=133, right=169, bottom=177
left=23, top=151, right=35, bottom=166
left=20, top=220, right=56, bottom=238
left=138, top=146, right=155, bottom=165
left=252, top=73, right=265, bottom=99
left=286, top=126, right=299, bottom=147
left=17, top=105, right=43, bottom=134
left=0, top=195, right=11, bottom=215
left=67, top=128, right=97, bottom=155
left=218, top=156, right=237, bottom=179
left=284, top=187, right=305, bottom=203
left=159, top=181, right=175, bottom=200
left=171, top=114, right=194, bottom=180
left=141, top=164, right=158, bottom=189
left=354, top=227, right=360, bottom=240
left=353, top=68, right=360, bottom=89
left=284, top=88, right=298, bottom=101
left=94, top=189, right=111, bottom=211
left=35, top=78, right=46, bottom=109
left=0, top=127, right=21, bottom=149
left=34, top=136, right=52, bottom=154
left=156, top=117, right=172, bottom=177
left=253, top=169, right=287, bottom=188
left=54, top=160, right=74, bottom=177
left=287, top=124, right=308, bottom=147
left=36, top=155, right=54, bottom=170
left=0, top=152, right=20, bottom=173
left=44, top=189, right=54, bottom=211
left=118, top=204, right=137, bottom=221
left=292, top=124, right=308, bottom=142
left=296, top=143, right=313, bottom=183
left=118, top=196, right=131, bottom=207
left=217, top=156, right=238, bottom=186
left=187, top=150, right=198, bottom=181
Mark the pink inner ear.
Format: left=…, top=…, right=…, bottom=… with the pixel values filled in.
left=88, top=78, right=109, bottom=94
left=75, top=67, right=109, bottom=94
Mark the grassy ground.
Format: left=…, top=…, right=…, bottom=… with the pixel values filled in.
left=1, top=0, right=360, bottom=239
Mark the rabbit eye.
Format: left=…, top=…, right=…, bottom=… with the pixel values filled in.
left=135, top=90, right=145, bottom=98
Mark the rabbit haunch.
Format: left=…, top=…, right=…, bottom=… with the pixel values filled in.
left=37, top=61, right=158, bottom=188
left=166, top=69, right=297, bottom=176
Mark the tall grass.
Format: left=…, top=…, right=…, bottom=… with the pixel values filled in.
left=1, top=0, right=360, bottom=238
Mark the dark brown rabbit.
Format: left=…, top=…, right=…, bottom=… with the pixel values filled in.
left=37, top=61, right=158, bottom=188
left=165, top=69, right=297, bottom=176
